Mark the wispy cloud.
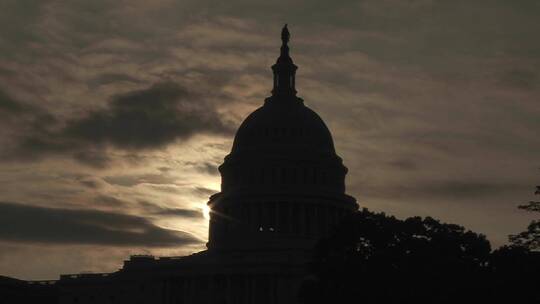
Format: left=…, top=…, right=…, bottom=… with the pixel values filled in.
left=0, top=201, right=201, bottom=246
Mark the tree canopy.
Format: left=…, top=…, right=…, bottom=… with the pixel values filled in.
left=299, top=208, right=540, bottom=304
left=509, top=185, right=540, bottom=251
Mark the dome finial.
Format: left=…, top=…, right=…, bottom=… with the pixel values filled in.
left=271, top=24, right=297, bottom=98
left=281, top=24, right=290, bottom=46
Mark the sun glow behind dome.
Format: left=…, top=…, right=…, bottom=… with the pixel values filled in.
left=202, top=205, right=211, bottom=220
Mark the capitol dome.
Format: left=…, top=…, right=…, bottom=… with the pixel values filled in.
left=207, top=25, right=357, bottom=252
left=231, top=98, right=336, bottom=157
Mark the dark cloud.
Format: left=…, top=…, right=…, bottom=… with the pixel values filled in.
left=193, top=186, right=218, bottom=197
left=157, top=208, right=202, bottom=218
left=182, top=160, right=221, bottom=175
left=420, top=181, right=528, bottom=199
left=157, top=166, right=173, bottom=173
left=103, top=173, right=177, bottom=187
left=355, top=180, right=529, bottom=201
left=195, top=162, right=219, bottom=175
left=89, top=73, right=144, bottom=88
left=0, top=89, right=60, bottom=162
left=0, top=201, right=200, bottom=247
left=72, top=150, right=111, bottom=168
left=77, top=178, right=103, bottom=189
left=0, top=89, right=26, bottom=113
left=93, top=195, right=130, bottom=208
left=145, top=184, right=185, bottom=194
left=0, top=89, right=55, bottom=123
left=499, top=69, right=538, bottom=89
left=64, top=82, right=232, bottom=149
left=4, top=82, right=234, bottom=166
left=92, top=196, right=203, bottom=219
left=387, top=159, right=418, bottom=171
left=79, top=180, right=99, bottom=188
left=137, top=200, right=202, bottom=219
left=0, top=1, right=45, bottom=57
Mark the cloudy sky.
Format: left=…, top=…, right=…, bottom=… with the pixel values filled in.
left=1, top=0, right=539, bottom=280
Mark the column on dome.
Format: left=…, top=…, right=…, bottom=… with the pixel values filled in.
left=286, top=202, right=293, bottom=234
left=321, top=205, right=328, bottom=235
left=312, top=206, right=318, bottom=236
left=274, top=202, right=280, bottom=232
left=299, top=203, right=306, bottom=235
left=305, top=206, right=311, bottom=236
left=277, top=202, right=285, bottom=233
left=251, top=203, right=258, bottom=231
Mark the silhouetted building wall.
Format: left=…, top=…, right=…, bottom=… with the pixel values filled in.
left=0, top=276, right=57, bottom=304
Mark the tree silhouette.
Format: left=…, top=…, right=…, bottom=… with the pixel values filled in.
left=510, top=185, right=540, bottom=250
left=299, top=209, right=492, bottom=304
left=489, top=245, right=540, bottom=303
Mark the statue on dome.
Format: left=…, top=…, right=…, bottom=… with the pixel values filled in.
left=281, top=24, right=290, bottom=45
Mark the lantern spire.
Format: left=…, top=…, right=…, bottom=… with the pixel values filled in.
left=271, top=24, right=297, bottom=97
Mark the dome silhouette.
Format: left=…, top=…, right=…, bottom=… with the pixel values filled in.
left=208, top=25, right=356, bottom=254
left=231, top=99, right=336, bottom=156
